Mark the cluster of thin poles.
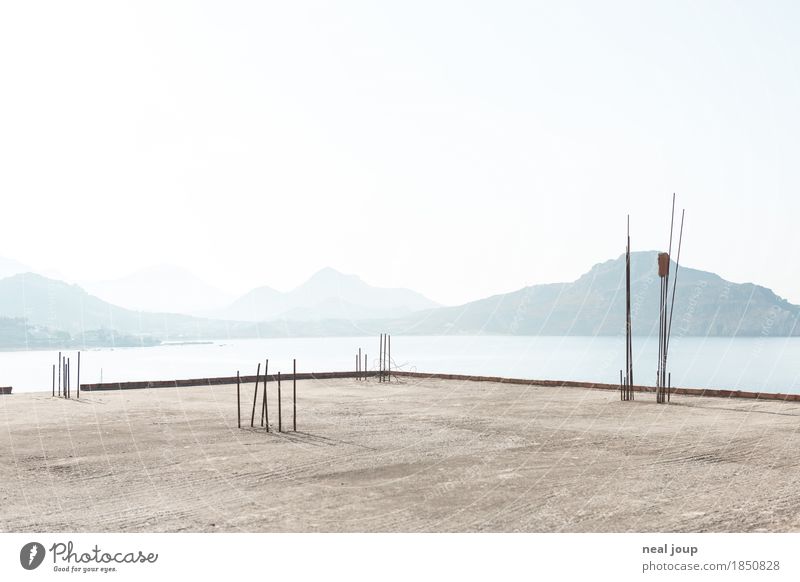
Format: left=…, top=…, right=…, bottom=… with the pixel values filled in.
left=53, top=351, right=80, bottom=399
left=657, top=195, right=685, bottom=404
left=620, top=194, right=685, bottom=404
left=378, top=333, right=391, bottom=382
left=355, top=347, right=367, bottom=380
left=236, top=358, right=297, bottom=433
left=620, top=217, right=634, bottom=401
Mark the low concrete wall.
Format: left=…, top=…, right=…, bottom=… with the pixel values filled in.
left=391, top=371, right=800, bottom=402
left=80, top=371, right=377, bottom=392
left=0, top=386, right=12, bottom=395
left=78, top=369, right=800, bottom=403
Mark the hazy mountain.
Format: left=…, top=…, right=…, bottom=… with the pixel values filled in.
left=0, top=272, right=377, bottom=348
left=0, top=256, right=32, bottom=279
left=0, top=273, right=252, bottom=342
left=221, top=267, right=440, bottom=322
left=83, top=265, right=234, bottom=315
left=391, top=251, right=800, bottom=337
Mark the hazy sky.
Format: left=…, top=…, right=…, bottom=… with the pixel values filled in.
left=1, top=1, right=799, bottom=306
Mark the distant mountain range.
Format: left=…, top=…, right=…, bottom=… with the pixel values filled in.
left=0, top=272, right=242, bottom=340
left=0, top=252, right=796, bottom=349
left=217, top=267, right=439, bottom=322
left=0, top=266, right=440, bottom=348
left=389, top=251, right=799, bottom=337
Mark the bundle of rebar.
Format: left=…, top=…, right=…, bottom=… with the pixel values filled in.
left=656, top=194, right=685, bottom=404
left=621, top=216, right=634, bottom=401
left=54, top=351, right=80, bottom=399
left=378, top=333, right=391, bottom=382
left=240, top=357, right=298, bottom=433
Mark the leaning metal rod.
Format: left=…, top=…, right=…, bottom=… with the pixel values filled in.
left=278, top=371, right=282, bottom=433
left=665, top=209, right=685, bottom=358
left=667, top=193, right=676, bottom=258
left=236, top=371, right=241, bottom=428
left=663, top=211, right=685, bottom=404
left=662, top=195, right=676, bottom=402
left=250, top=362, right=261, bottom=427
left=261, top=359, right=269, bottom=431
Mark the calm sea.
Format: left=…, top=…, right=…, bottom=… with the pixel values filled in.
left=1, top=335, right=799, bottom=395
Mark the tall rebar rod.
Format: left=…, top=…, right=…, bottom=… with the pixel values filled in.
left=58, top=352, right=61, bottom=397
left=293, top=359, right=297, bottom=432
left=388, top=335, right=391, bottom=383
left=621, top=215, right=635, bottom=402
left=379, top=334, right=383, bottom=382
left=236, top=371, right=241, bottom=428
left=278, top=371, right=282, bottom=432
left=625, top=216, right=633, bottom=401
left=77, top=352, right=81, bottom=399
left=656, top=276, right=664, bottom=403
left=52, top=364, right=55, bottom=397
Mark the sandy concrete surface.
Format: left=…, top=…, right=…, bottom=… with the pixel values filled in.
left=2, top=377, right=800, bottom=532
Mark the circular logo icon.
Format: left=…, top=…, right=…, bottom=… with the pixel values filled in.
left=20, top=542, right=46, bottom=570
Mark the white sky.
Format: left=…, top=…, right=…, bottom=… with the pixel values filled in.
left=1, top=1, right=799, bottom=306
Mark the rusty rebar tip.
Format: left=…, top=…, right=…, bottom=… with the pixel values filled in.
left=657, top=252, right=670, bottom=278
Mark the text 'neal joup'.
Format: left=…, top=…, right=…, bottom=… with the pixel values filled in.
left=642, top=544, right=698, bottom=557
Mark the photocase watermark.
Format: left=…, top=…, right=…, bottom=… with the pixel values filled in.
left=18, top=540, right=159, bottom=574
left=20, top=542, right=46, bottom=570
left=677, top=280, right=708, bottom=336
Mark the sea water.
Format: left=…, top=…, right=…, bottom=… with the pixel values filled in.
left=1, top=335, right=799, bottom=394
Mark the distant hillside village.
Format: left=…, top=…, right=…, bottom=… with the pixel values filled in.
left=0, top=317, right=159, bottom=349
